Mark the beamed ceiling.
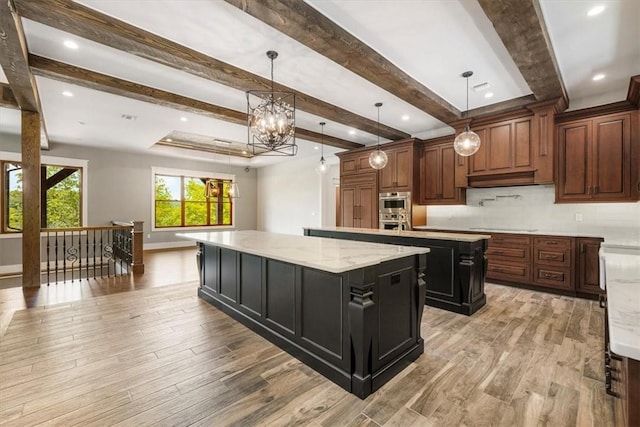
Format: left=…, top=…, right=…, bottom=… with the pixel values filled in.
left=0, top=0, right=638, bottom=167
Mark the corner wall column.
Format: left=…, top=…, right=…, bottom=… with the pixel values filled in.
left=21, top=110, right=41, bottom=287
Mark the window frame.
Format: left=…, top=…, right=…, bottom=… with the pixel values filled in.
left=0, top=151, right=88, bottom=238
left=151, top=166, right=236, bottom=232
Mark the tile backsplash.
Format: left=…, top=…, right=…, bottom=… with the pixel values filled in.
left=425, top=185, right=640, bottom=244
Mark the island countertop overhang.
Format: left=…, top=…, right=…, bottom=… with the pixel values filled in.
left=303, top=226, right=491, bottom=243
left=177, top=230, right=429, bottom=274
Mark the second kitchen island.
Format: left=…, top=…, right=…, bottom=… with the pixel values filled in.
left=178, top=231, right=429, bottom=399
left=304, top=227, right=490, bottom=315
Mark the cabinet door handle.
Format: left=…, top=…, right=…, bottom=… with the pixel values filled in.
left=587, top=185, right=592, bottom=195
left=580, top=243, right=585, bottom=253
left=546, top=240, right=558, bottom=245
left=594, top=185, right=599, bottom=194
left=543, top=254, right=559, bottom=260
left=543, top=273, right=559, bottom=279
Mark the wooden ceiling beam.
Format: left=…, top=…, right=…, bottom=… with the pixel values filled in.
left=0, top=83, right=19, bottom=109
left=29, top=55, right=363, bottom=151
left=14, top=0, right=409, bottom=142
left=477, top=0, right=568, bottom=106
left=224, top=0, right=460, bottom=124
left=0, top=0, right=49, bottom=147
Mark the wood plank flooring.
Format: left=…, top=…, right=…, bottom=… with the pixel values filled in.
left=0, top=251, right=615, bottom=426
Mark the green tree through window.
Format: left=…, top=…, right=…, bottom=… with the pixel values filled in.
left=2, top=161, right=82, bottom=233
left=154, top=174, right=233, bottom=228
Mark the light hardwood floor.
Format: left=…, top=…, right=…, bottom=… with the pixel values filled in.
left=0, top=249, right=615, bottom=426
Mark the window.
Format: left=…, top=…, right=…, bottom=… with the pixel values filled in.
left=2, top=161, right=83, bottom=233
left=154, top=173, right=233, bottom=228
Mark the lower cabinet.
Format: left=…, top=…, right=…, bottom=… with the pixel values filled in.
left=533, top=236, right=573, bottom=290
left=433, top=229, right=603, bottom=297
left=608, top=350, right=640, bottom=426
left=576, top=237, right=605, bottom=295
left=486, top=233, right=532, bottom=284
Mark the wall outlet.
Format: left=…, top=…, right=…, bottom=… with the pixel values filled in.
left=575, top=213, right=583, bottom=222
left=147, top=233, right=151, bottom=238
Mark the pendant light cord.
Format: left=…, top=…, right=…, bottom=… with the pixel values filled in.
left=376, top=104, right=380, bottom=149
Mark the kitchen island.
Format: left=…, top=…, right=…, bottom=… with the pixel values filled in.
left=304, top=227, right=490, bottom=315
left=177, top=231, right=429, bottom=399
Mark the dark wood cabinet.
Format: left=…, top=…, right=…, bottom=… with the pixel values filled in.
left=340, top=173, right=378, bottom=229
left=532, top=236, right=573, bottom=290
left=486, top=233, right=532, bottom=284
left=419, top=138, right=466, bottom=205
left=378, top=139, right=420, bottom=194
left=576, top=237, right=603, bottom=295
left=430, top=229, right=604, bottom=297
left=556, top=112, right=635, bottom=202
left=340, top=149, right=374, bottom=176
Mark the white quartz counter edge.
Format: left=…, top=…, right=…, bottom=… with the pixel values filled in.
left=304, top=227, right=491, bottom=242
left=413, top=225, right=605, bottom=239
left=604, top=252, right=640, bottom=361
left=177, top=231, right=430, bottom=275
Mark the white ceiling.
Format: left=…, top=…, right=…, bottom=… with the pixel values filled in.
left=1, top=0, right=638, bottom=167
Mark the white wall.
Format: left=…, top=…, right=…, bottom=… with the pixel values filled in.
left=426, top=184, right=640, bottom=244
left=257, top=156, right=337, bottom=235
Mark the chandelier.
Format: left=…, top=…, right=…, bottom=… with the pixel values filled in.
left=453, top=71, right=481, bottom=157
left=246, top=50, right=297, bottom=156
left=368, top=102, right=388, bottom=169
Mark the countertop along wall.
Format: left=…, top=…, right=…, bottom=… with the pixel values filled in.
left=0, top=133, right=258, bottom=268
left=423, top=185, right=640, bottom=245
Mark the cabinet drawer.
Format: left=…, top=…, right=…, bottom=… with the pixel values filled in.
left=486, top=246, right=530, bottom=261
left=535, top=248, right=571, bottom=267
left=489, top=234, right=531, bottom=247
left=534, top=237, right=572, bottom=250
left=487, top=261, right=531, bottom=283
left=533, top=267, right=572, bottom=290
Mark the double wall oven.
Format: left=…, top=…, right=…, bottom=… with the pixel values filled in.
left=379, top=191, right=412, bottom=230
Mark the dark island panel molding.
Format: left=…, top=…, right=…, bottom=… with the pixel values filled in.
left=304, top=227, right=489, bottom=316
left=181, top=231, right=429, bottom=398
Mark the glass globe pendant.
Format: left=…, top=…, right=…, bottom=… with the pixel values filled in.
left=454, top=125, right=481, bottom=156
left=368, top=149, right=388, bottom=169
left=454, top=71, right=481, bottom=157
left=368, top=102, right=388, bottom=170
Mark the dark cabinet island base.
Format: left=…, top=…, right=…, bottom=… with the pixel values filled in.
left=304, top=228, right=488, bottom=315
left=195, top=242, right=427, bottom=399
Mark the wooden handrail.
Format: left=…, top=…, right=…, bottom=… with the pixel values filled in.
left=43, top=225, right=131, bottom=232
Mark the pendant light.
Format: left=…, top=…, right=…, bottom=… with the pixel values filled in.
left=226, top=145, right=240, bottom=198
left=246, top=50, right=297, bottom=156
left=368, top=102, right=388, bottom=169
left=453, top=71, right=481, bottom=157
left=316, top=121, right=328, bottom=175
left=204, top=150, right=219, bottom=198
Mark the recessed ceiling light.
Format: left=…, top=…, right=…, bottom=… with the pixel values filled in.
left=165, top=138, right=173, bottom=142
left=587, top=5, right=605, bottom=16
left=592, top=73, right=605, bottom=81
left=62, top=91, right=73, bottom=97
left=78, top=121, right=85, bottom=125
left=349, top=130, right=356, bottom=135
left=242, top=150, right=247, bottom=155
left=314, top=146, right=319, bottom=150
left=63, top=40, right=79, bottom=49
left=180, top=117, right=188, bottom=122
left=401, top=115, right=410, bottom=121
left=484, top=92, right=494, bottom=99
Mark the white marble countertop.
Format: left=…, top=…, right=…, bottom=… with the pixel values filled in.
left=177, top=231, right=430, bottom=274
left=603, top=248, right=640, bottom=361
left=413, top=225, right=605, bottom=238
left=304, top=226, right=491, bottom=242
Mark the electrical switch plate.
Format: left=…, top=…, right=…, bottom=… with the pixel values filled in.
left=575, top=213, right=583, bottom=222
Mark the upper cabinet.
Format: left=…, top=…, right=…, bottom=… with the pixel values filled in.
left=556, top=110, right=639, bottom=203
left=378, top=139, right=419, bottom=193
left=418, top=137, right=466, bottom=205
left=453, top=101, right=557, bottom=188
left=340, top=149, right=375, bottom=176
